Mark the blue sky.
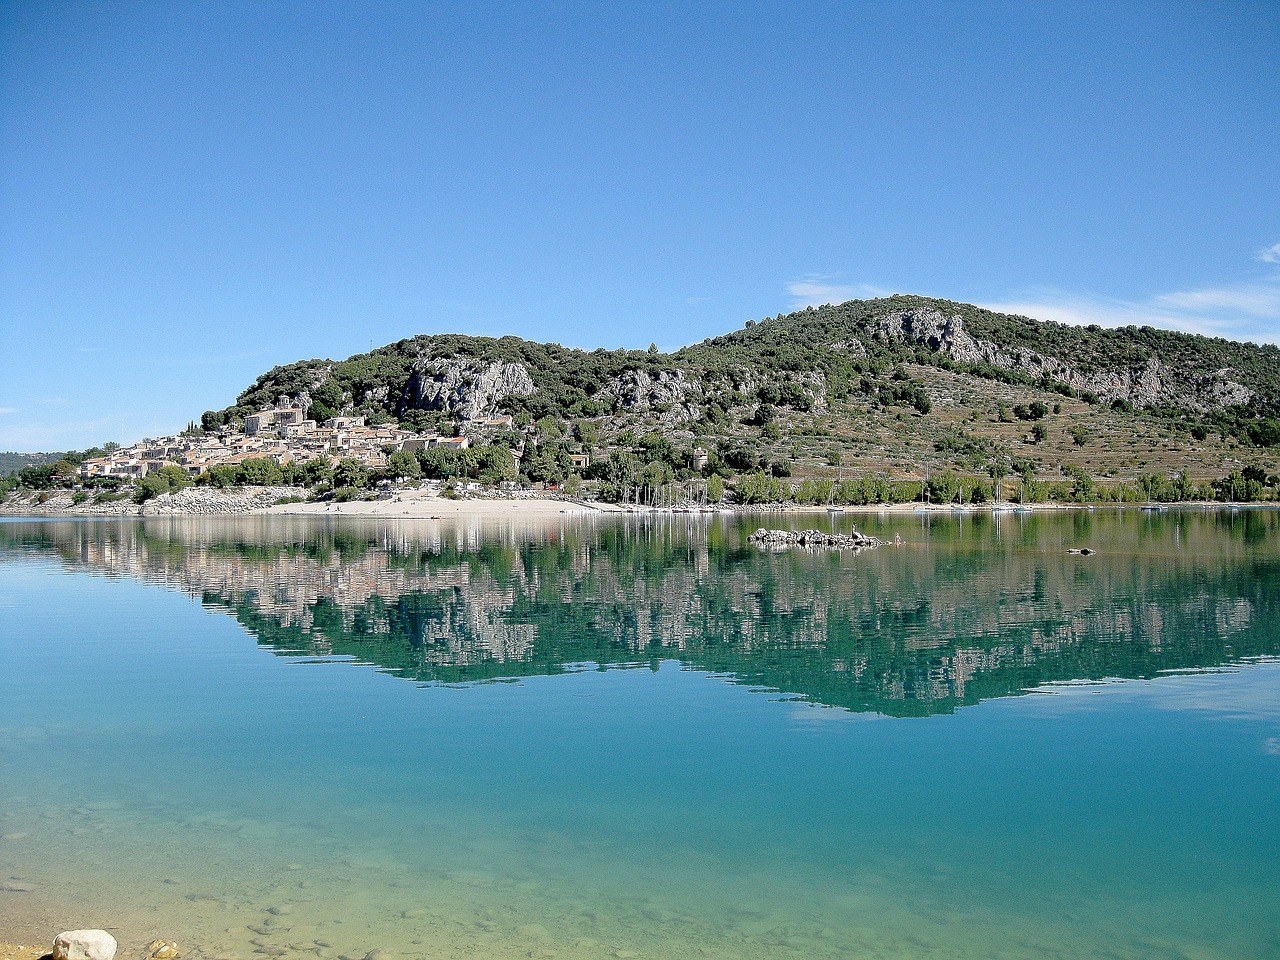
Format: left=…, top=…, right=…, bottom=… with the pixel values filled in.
left=2, top=1, right=1277, bottom=451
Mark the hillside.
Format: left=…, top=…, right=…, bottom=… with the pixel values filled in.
left=0, top=450, right=70, bottom=477
left=200, top=295, right=1280, bottom=491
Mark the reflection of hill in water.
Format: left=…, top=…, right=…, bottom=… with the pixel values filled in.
left=4, top=512, right=1279, bottom=716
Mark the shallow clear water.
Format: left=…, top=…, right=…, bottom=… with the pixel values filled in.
left=1, top=510, right=1278, bottom=959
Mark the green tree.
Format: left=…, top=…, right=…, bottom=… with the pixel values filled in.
left=926, top=470, right=961, bottom=504
left=574, top=420, right=599, bottom=447
left=237, top=458, right=285, bottom=486
left=156, top=464, right=191, bottom=491
left=386, top=449, right=421, bottom=480
left=198, top=464, right=239, bottom=488
left=135, top=464, right=190, bottom=502
left=1064, top=465, right=1094, bottom=501
left=136, top=473, right=169, bottom=503
left=535, top=416, right=563, bottom=440
left=333, top=458, right=370, bottom=489
left=301, top=457, right=334, bottom=488
left=987, top=456, right=1010, bottom=501
left=707, top=474, right=724, bottom=503
left=476, top=446, right=518, bottom=486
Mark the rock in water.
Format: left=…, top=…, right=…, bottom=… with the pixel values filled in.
left=53, top=931, right=117, bottom=960
left=146, top=940, right=181, bottom=959
left=748, top=528, right=885, bottom=550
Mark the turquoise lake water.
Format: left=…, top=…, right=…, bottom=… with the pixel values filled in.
left=1, top=510, right=1278, bottom=959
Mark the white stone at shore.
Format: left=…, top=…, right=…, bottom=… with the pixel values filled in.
left=53, top=930, right=117, bottom=960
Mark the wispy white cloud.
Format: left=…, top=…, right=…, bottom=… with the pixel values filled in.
left=981, top=294, right=1235, bottom=339
left=0, top=406, right=17, bottom=415
left=1154, top=282, right=1280, bottom=319
left=786, top=247, right=1280, bottom=344
left=786, top=276, right=893, bottom=310
left=983, top=258, right=1280, bottom=345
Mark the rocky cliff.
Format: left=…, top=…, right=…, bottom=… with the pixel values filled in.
left=400, top=358, right=536, bottom=420
left=858, top=306, right=1253, bottom=412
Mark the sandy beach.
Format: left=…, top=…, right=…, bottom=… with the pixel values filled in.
left=261, top=492, right=1068, bottom=521
left=262, top=489, right=616, bottom=519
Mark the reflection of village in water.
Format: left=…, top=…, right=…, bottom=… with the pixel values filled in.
left=5, top=510, right=1278, bottom=716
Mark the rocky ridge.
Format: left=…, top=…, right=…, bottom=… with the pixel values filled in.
left=862, top=306, right=1253, bottom=412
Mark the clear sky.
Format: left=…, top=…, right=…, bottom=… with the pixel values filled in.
left=2, top=0, right=1278, bottom=451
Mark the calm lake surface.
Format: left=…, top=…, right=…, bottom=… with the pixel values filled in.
left=2, top=509, right=1278, bottom=959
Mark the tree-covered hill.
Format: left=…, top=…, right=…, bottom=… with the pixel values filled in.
left=199, top=295, right=1280, bottom=487
left=1, top=450, right=76, bottom=477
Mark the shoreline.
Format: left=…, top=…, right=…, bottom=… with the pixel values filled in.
left=0, top=486, right=1265, bottom=520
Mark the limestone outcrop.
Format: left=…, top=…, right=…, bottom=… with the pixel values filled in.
left=857, top=306, right=1253, bottom=412
left=401, top=358, right=535, bottom=420
left=594, top=368, right=704, bottom=421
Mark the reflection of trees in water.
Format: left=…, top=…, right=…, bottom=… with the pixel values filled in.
left=4, top=513, right=1279, bottom=716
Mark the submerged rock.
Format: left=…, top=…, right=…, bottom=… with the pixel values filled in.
left=145, top=941, right=180, bottom=960
left=53, top=931, right=117, bottom=960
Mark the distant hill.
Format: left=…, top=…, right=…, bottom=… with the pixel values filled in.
left=201, top=295, right=1280, bottom=484
left=0, top=451, right=66, bottom=477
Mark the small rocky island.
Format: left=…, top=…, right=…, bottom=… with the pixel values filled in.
left=749, top=527, right=886, bottom=549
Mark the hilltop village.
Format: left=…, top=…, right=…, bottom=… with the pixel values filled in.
left=78, top=402, right=487, bottom=481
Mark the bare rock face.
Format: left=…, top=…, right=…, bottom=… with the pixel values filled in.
left=593, top=368, right=706, bottom=427
left=868, top=307, right=981, bottom=359
left=594, top=368, right=704, bottom=419
left=53, top=930, right=117, bottom=960
left=402, top=359, right=536, bottom=420
left=866, top=307, right=1253, bottom=413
